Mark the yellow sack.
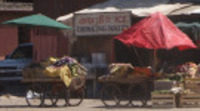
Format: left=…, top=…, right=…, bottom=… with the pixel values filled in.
left=40, top=57, right=59, bottom=67
left=44, top=65, right=72, bottom=87
left=58, top=65, right=72, bottom=87
left=44, top=66, right=60, bottom=77
left=49, top=57, right=58, bottom=63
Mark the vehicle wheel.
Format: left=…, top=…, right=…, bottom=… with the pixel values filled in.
left=100, top=84, right=121, bottom=107
left=128, top=84, right=147, bottom=107
left=66, top=88, right=85, bottom=106
left=25, top=84, right=44, bottom=107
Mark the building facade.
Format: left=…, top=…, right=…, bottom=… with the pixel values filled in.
left=0, top=0, right=106, bottom=60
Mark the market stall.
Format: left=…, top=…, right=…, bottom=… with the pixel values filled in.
left=99, top=12, right=197, bottom=108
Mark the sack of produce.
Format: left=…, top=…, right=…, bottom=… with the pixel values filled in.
left=44, top=56, right=87, bottom=88
left=40, top=57, right=58, bottom=67
left=57, top=65, right=72, bottom=87
left=52, top=56, right=87, bottom=76
left=44, top=65, right=60, bottom=77
left=109, top=63, right=134, bottom=77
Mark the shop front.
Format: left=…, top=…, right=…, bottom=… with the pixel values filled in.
left=71, top=11, right=132, bottom=74
left=68, top=11, right=132, bottom=97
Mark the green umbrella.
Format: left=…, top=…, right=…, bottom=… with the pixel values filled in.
left=2, top=14, right=72, bottom=29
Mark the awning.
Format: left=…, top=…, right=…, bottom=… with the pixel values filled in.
left=176, top=22, right=200, bottom=28
left=2, top=14, right=72, bottom=29
left=176, top=22, right=200, bottom=42
left=57, top=0, right=200, bottom=22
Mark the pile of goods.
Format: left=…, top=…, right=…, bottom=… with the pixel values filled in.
left=152, top=62, right=200, bottom=95
left=22, top=57, right=57, bottom=79
left=23, top=56, right=87, bottom=89
left=176, top=62, right=198, bottom=78
left=98, top=63, right=152, bottom=83
left=151, top=62, right=200, bottom=108
left=172, top=62, right=200, bottom=94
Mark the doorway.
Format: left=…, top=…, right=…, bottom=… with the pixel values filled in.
left=18, top=27, right=31, bottom=44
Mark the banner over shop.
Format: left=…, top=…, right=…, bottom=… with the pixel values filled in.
left=74, top=12, right=132, bottom=36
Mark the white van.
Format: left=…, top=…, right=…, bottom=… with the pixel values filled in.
left=0, top=43, right=33, bottom=81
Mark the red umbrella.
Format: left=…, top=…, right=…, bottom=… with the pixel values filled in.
left=114, top=12, right=197, bottom=72
left=115, top=12, right=196, bottom=50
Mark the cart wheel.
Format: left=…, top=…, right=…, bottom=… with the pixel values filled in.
left=25, top=84, right=44, bottom=107
left=41, top=84, right=55, bottom=107
left=51, top=84, right=68, bottom=107
left=118, top=86, right=130, bottom=106
left=66, top=88, right=85, bottom=106
left=128, top=84, right=147, bottom=107
left=100, top=84, right=121, bottom=107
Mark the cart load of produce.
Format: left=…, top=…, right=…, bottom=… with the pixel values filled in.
left=98, top=63, right=152, bottom=83
left=44, top=56, right=87, bottom=88
left=23, top=56, right=87, bottom=89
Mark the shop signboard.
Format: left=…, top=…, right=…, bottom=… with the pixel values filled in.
left=74, top=11, right=132, bottom=36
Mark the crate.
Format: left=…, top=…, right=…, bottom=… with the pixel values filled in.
left=151, top=93, right=176, bottom=108
left=179, top=93, right=200, bottom=107
left=154, top=80, right=174, bottom=91
left=184, top=78, right=200, bottom=93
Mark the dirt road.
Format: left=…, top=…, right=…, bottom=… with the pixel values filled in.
left=0, top=95, right=200, bottom=111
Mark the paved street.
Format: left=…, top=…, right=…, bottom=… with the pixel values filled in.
left=0, top=95, right=200, bottom=111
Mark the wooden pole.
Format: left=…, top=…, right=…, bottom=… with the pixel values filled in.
left=152, top=49, right=158, bottom=73
left=131, top=47, right=144, bottom=66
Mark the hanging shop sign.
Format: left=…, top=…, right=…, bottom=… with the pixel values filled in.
left=74, top=11, right=132, bottom=36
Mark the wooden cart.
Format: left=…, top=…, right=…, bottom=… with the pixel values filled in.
left=22, top=71, right=85, bottom=107
left=98, top=74, right=153, bottom=107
